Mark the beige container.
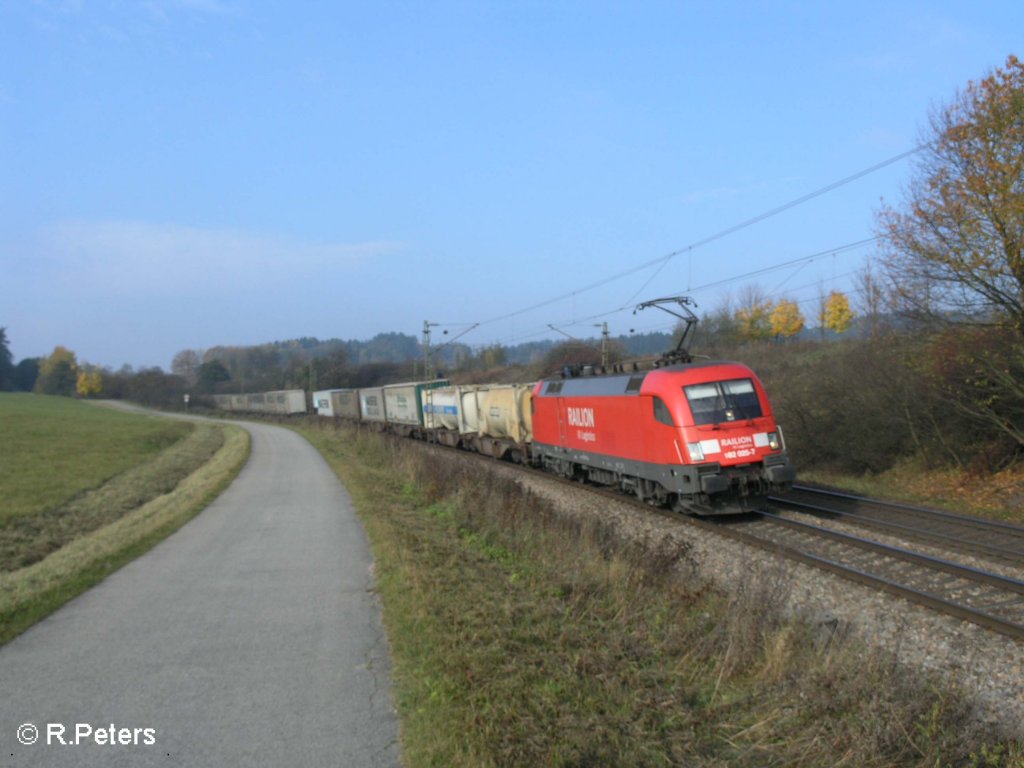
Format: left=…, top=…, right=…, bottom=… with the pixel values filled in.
left=459, top=387, right=482, bottom=434
left=359, top=387, right=386, bottom=422
left=265, top=389, right=307, bottom=414
left=331, top=389, right=361, bottom=420
left=478, top=384, right=534, bottom=443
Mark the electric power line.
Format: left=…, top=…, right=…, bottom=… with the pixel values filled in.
left=474, top=146, right=922, bottom=331
left=491, top=235, right=879, bottom=345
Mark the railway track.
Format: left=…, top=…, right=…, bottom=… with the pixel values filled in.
left=721, top=510, right=1024, bottom=641
left=769, top=484, right=1024, bottom=566
left=411, top=440, right=1024, bottom=642
left=520, top=464, right=1024, bottom=642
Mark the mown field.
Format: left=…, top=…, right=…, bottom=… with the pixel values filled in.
left=1, top=393, right=192, bottom=525
left=0, top=394, right=249, bottom=644
left=299, top=419, right=1023, bottom=768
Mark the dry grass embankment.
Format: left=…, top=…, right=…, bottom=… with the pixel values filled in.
left=300, top=420, right=1023, bottom=768
left=802, top=461, right=1024, bottom=526
left=0, top=395, right=250, bottom=644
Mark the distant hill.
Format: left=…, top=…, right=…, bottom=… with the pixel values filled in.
left=242, top=315, right=903, bottom=375
left=262, top=330, right=679, bottom=368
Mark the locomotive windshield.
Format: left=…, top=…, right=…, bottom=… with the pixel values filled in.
left=684, top=378, right=763, bottom=425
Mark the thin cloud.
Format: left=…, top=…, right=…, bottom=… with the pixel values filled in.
left=37, top=219, right=402, bottom=298
left=141, top=0, right=240, bottom=20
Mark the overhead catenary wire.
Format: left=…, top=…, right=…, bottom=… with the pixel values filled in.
left=490, top=235, right=879, bottom=346
left=473, top=145, right=923, bottom=333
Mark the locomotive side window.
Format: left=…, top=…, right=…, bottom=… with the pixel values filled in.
left=684, top=379, right=763, bottom=425
left=652, top=396, right=674, bottom=426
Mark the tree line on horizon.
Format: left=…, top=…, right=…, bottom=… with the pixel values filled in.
left=0, top=293, right=861, bottom=402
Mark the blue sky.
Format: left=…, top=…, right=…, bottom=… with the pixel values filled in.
left=2, top=1, right=1021, bottom=370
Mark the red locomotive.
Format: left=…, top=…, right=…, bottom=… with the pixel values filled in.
left=530, top=297, right=794, bottom=514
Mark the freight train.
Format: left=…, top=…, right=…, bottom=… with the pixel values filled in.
left=208, top=298, right=795, bottom=514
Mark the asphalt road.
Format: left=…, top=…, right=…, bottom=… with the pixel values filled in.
left=0, top=416, right=400, bottom=766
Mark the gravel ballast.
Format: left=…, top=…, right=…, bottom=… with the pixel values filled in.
left=473, top=458, right=1024, bottom=739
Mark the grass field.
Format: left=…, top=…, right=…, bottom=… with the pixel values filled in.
left=299, top=420, right=1023, bottom=768
left=0, top=394, right=250, bottom=644
left=0, top=393, right=192, bottom=524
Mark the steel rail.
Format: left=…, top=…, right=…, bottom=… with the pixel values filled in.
left=755, top=511, right=1024, bottom=595
left=717, top=520, right=1024, bottom=640
left=770, top=496, right=1024, bottom=562
left=785, top=484, right=1024, bottom=533
left=559, top=476, right=1024, bottom=641
left=701, top=513, right=1024, bottom=641
left=513, top=460, right=1024, bottom=641
left=404, top=439, right=1024, bottom=641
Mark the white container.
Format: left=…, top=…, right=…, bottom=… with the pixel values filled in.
left=424, top=385, right=484, bottom=434
left=423, top=387, right=462, bottom=431
left=383, top=383, right=421, bottom=426
left=313, top=389, right=341, bottom=417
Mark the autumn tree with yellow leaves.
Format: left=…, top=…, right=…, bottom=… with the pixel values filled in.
left=34, top=346, right=79, bottom=396
left=769, top=298, right=805, bottom=340
left=735, top=285, right=773, bottom=342
left=820, top=290, right=855, bottom=335
left=76, top=368, right=103, bottom=398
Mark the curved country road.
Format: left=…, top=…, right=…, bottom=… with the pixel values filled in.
left=0, top=413, right=400, bottom=766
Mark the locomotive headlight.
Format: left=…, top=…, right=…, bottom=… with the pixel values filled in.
left=768, top=431, right=781, bottom=451
left=687, top=442, right=705, bottom=461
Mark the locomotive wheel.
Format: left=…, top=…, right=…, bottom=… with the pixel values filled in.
left=670, top=494, right=692, bottom=515
left=634, top=481, right=646, bottom=503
